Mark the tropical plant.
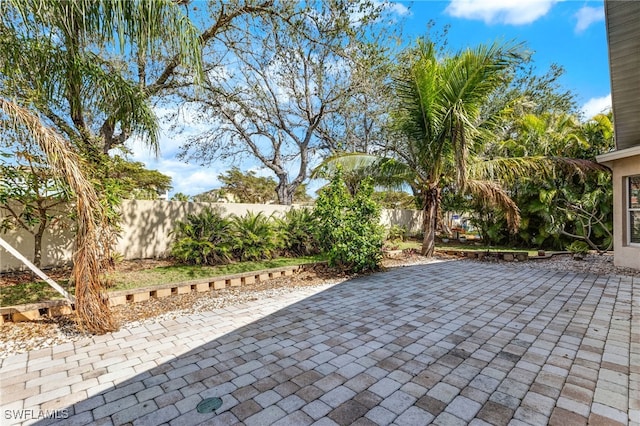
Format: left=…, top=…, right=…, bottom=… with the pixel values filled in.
left=0, top=99, right=115, bottom=333
left=554, top=180, right=613, bottom=253
left=171, top=193, right=191, bottom=202
left=278, top=208, right=320, bottom=257
left=316, top=39, right=608, bottom=257
left=0, top=0, right=205, bottom=333
left=314, top=169, right=384, bottom=272
left=0, top=0, right=203, bottom=154
left=566, top=240, right=589, bottom=260
left=170, top=208, right=233, bottom=265
left=316, top=40, right=524, bottom=256
left=230, top=212, right=283, bottom=261
left=386, top=225, right=407, bottom=243
left=479, top=112, right=614, bottom=249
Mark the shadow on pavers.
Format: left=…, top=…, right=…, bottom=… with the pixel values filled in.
left=24, top=260, right=633, bottom=426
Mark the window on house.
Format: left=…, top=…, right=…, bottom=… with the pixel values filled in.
left=629, top=175, right=640, bottom=244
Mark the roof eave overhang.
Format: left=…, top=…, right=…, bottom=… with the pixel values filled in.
left=596, top=144, right=640, bottom=166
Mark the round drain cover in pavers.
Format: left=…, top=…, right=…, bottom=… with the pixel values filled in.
left=196, top=397, right=223, bottom=413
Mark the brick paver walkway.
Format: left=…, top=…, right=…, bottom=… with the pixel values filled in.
left=1, top=261, right=638, bottom=425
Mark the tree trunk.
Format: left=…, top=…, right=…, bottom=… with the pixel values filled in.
left=421, top=187, right=440, bottom=257
left=275, top=175, right=294, bottom=205
left=32, top=206, right=49, bottom=268
left=33, top=221, right=46, bottom=268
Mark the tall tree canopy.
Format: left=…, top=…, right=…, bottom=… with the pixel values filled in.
left=177, top=1, right=398, bottom=204
left=0, top=0, right=204, bottom=157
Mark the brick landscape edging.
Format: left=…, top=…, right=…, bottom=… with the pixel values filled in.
left=437, top=249, right=530, bottom=261
left=0, top=262, right=325, bottom=324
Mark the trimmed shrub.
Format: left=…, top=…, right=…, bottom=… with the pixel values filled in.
left=314, top=170, right=384, bottom=272
left=386, top=225, right=407, bottom=243
left=566, top=240, right=589, bottom=255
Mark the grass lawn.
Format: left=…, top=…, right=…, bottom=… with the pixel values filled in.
left=389, top=239, right=539, bottom=257
left=437, top=244, right=539, bottom=256
left=107, top=256, right=323, bottom=291
left=0, top=280, right=72, bottom=306
left=0, top=255, right=324, bottom=306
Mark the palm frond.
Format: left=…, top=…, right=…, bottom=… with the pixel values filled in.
left=465, top=179, right=520, bottom=231
left=392, top=38, right=524, bottom=190
left=0, top=98, right=117, bottom=334
left=13, top=0, right=202, bottom=74
left=471, top=156, right=609, bottom=183
left=312, top=153, right=382, bottom=178
left=313, top=153, right=417, bottom=191
left=438, top=41, right=523, bottom=187
left=79, top=54, right=160, bottom=152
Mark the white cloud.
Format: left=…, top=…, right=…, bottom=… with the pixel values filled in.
left=574, top=5, right=604, bottom=33
left=445, top=0, right=559, bottom=25
left=128, top=142, right=223, bottom=196
left=581, top=94, right=611, bottom=119
left=117, top=104, right=229, bottom=197
left=169, top=168, right=222, bottom=196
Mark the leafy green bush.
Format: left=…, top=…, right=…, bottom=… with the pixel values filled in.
left=386, top=225, right=407, bottom=243
left=278, top=208, right=320, bottom=256
left=230, top=211, right=283, bottom=261
left=566, top=240, right=589, bottom=255
left=170, top=207, right=232, bottom=265
left=314, top=170, right=384, bottom=272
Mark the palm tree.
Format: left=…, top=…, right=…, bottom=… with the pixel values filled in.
left=0, top=0, right=202, bottom=333
left=1, top=99, right=116, bottom=333
left=393, top=40, right=529, bottom=256
left=317, top=39, right=606, bottom=257
left=317, top=40, right=522, bottom=256
left=481, top=111, right=614, bottom=249
left=1, top=0, right=203, bottom=156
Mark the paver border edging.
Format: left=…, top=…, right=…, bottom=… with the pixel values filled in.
left=435, top=249, right=529, bottom=261
left=0, top=262, right=327, bottom=324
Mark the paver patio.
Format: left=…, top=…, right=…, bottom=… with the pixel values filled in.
left=1, top=260, right=638, bottom=426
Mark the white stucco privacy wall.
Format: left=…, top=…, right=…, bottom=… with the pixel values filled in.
left=0, top=200, right=423, bottom=272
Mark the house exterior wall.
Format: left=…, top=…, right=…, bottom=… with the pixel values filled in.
left=599, top=1, right=640, bottom=271
left=602, top=153, right=640, bottom=269
left=0, top=200, right=424, bottom=272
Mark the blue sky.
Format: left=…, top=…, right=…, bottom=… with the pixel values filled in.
left=131, top=0, right=611, bottom=198
left=401, top=0, right=610, bottom=111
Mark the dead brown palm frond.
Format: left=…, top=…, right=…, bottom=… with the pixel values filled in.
left=548, top=157, right=610, bottom=177
left=471, top=156, right=609, bottom=184
left=1, top=98, right=118, bottom=334
left=465, top=179, right=520, bottom=232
